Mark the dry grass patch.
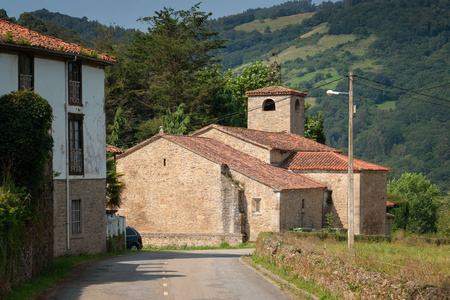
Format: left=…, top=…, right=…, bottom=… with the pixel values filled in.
left=235, top=13, right=315, bottom=33
left=286, top=233, right=450, bottom=289
left=300, top=24, right=329, bottom=38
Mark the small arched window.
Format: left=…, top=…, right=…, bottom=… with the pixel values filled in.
left=262, top=99, right=275, bottom=111
left=295, top=99, right=300, bottom=111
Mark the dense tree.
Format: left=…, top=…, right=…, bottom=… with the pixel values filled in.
left=105, top=4, right=226, bottom=145
left=388, top=173, right=442, bottom=233
left=0, top=9, right=16, bottom=22
left=216, top=62, right=274, bottom=127
left=435, top=193, right=450, bottom=237
left=305, top=105, right=326, bottom=144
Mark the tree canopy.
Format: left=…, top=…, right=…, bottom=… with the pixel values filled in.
left=105, top=4, right=226, bottom=145
left=388, top=173, right=442, bottom=233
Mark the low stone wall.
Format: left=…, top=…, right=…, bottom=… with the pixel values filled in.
left=141, top=232, right=244, bottom=248
left=254, top=233, right=448, bottom=299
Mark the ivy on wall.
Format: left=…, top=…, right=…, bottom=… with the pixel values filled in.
left=0, top=90, right=53, bottom=296
left=0, top=90, right=53, bottom=191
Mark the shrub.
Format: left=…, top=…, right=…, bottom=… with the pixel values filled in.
left=388, top=173, right=441, bottom=233
left=0, top=91, right=53, bottom=192
left=0, top=178, right=32, bottom=295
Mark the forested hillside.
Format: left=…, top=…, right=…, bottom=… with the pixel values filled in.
left=209, top=0, right=450, bottom=192
left=1, top=0, right=448, bottom=192
left=0, top=8, right=134, bottom=45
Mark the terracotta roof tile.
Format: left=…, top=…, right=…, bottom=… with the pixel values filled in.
left=281, top=152, right=391, bottom=171
left=192, top=124, right=341, bottom=153
left=246, top=86, right=307, bottom=97
left=106, top=144, right=124, bottom=154
left=120, top=134, right=325, bottom=191
left=0, top=20, right=116, bottom=63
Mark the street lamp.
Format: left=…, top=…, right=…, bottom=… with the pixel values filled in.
left=326, top=72, right=355, bottom=249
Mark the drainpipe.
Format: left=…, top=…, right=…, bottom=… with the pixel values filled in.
left=65, top=59, right=71, bottom=250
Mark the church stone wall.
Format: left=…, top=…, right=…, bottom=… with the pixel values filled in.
left=280, top=188, right=324, bottom=231
left=247, top=95, right=305, bottom=136
left=226, top=169, right=285, bottom=241
left=294, top=171, right=360, bottom=232
left=294, top=170, right=387, bottom=235
left=117, top=138, right=245, bottom=247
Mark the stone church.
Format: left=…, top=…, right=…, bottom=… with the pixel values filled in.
left=117, top=86, right=390, bottom=246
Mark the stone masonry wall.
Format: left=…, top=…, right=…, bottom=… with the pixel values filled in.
left=280, top=188, right=324, bottom=230
left=220, top=171, right=245, bottom=236
left=270, top=150, right=295, bottom=166
left=296, top=171, right=362, bottom=233
left=141, top=233, right=243, bottom=247
left=298, top=170, right=388, bottom=235
left=53, top=179, right=106, bottom=257
left=117, top=138, right=245, bottom=246
left=247, top=95, right=304, bottom=136
left=226, top=169, right=282, bottom=241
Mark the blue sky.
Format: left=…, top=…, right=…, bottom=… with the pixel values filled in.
left=2, top=0, right=334, bottom=30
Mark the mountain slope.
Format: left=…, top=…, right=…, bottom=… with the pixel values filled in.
left=211, top=0, right=450, bottom=191
left=4, top=0, right=449, bottom=191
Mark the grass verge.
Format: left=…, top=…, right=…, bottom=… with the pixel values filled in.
left=251, top=254, right=339, bottom=299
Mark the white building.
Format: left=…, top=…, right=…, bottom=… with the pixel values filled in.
left=0, top=20, right=116, bottom=256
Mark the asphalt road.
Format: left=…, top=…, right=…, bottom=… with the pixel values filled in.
left=45, top=249, right=295, bottom=300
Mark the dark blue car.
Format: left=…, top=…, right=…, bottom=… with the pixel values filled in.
left=126, top=226, right=143, bottom=250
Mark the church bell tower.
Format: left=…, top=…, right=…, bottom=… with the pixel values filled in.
left=246, top=86, right=307, bottom=136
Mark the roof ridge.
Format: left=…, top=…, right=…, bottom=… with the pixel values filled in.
left=195, top=124, right=341, bottom=153
left=282, top=151, right=390, bottom=171
left=246, top=86, right=307, bottom=97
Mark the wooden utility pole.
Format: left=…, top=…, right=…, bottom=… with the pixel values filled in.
left=348, top=72, right=354, bottom=249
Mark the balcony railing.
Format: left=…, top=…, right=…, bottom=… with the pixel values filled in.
left=19, top=74, right=33, bottom=90
left=69, top=80, right=81, bottom=104
left=70, top=149, right=83, bottom=173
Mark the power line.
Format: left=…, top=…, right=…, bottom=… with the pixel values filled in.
left=408, top=82, right=450, bottom=92
left=355, top=80, right=450, bottom=109
left=190, top=77, right=347, bottom=128
left=355, top=75, right=450, bottom=103
left=304, top=76, right=346, bottom=92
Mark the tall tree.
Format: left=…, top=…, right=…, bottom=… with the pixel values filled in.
left=212, top=62, right=274, bottom=127
left=107, top=107, right=127, bottom=147
left=111, top=5, right=225, bottom=130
